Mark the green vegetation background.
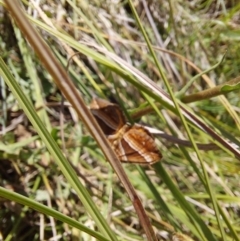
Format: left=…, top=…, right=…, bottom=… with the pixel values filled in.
left=0, top=0, right=240, bottom=241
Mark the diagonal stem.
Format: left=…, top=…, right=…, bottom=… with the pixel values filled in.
left=5, top=1, right=158, bottom=240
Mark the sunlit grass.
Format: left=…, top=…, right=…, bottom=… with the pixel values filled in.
left=0, top=0, right=240, bottom=240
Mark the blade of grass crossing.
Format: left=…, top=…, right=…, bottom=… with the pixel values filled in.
left=0, top=57, right=118, bottom=241
left=126, top=0, right=227, bottom=239
left=137, top=166, right=181, bottom=230
left=155, top=162, right=217, bottom=241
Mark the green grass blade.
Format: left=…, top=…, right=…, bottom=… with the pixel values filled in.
left=0, top=57, right=118, bottom=241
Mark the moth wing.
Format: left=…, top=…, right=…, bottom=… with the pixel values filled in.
left=117, top=125, right=162, bottom=164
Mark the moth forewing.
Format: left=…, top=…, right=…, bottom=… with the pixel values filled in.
left=122, top=125, right=161, bottom=164
left=90, top=98, right=126, bottom=134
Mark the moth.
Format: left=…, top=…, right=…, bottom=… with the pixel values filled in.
left=90, top=98, right=162, bottom=165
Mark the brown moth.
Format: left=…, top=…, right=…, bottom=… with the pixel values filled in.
left=90, top=98, right=162, bottom=164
